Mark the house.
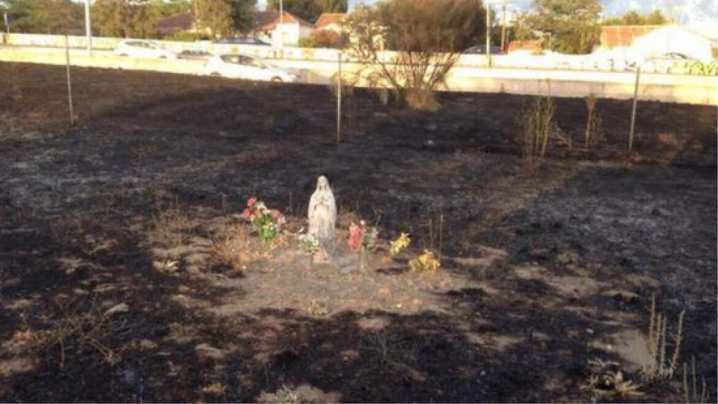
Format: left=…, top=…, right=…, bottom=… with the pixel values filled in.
left=315, top=13, right=347, bottom=33
left=598, top=25, right=662, bottom=50
left=157, top=12, right=195, bottom=36
left=632, top=25, right=715, bottom=61
left=598, top=25, right=715, bottom=61
left=507, top=39, right=543, bottom=53
left=252, top=11, right=315, bottom=47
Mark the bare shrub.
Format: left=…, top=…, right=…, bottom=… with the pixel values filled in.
left=32, top=297, right=130, bottom=370
left=641, top=295, right=685, bottom=382
left=584, top=93, right=602, bottom=149
left=345, top=0, right=483, bottom=111
left=521, top=95, right=556, bottom=174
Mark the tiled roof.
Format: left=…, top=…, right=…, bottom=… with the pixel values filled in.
left=157, top=12, right=194, bottom=34
left=315, top=13, right=346, bottom=29
left=254, top=11, right=314, bottom=31
left=599, top=25, right=663, bottom=48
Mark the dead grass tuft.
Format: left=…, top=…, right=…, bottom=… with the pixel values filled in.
left=641, top=295, right=684, bottom=382
left=258, top=385, right=301, bottom=404
left=210, top=225, right=253, bottom=270
left=404, top=88, right=441, bottom=112
left=682, top=357, right=709, bottom=403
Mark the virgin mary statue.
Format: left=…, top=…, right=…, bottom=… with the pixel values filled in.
left=308, top=176, right=336, bottom=245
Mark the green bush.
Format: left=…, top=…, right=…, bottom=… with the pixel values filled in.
left=163, top=31, right=199, bottom=42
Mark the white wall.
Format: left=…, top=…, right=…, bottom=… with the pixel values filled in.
left=632, top=26, right=714, bottom=61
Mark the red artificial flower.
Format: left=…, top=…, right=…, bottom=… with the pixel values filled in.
left=247, top=197, right=257, bottom=207
left=348, top=222, right=364, bottom=252
left=271, top=209, right=282, bottom=219
left=242, top=208, right=251, bottom=218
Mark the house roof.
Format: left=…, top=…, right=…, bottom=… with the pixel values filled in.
left=599, top=25, right=663, bottom=48
left=315, top=13, right=347, bottom=29
left=507, top=40, right=543, bottom=52
left=254, top=11, right=314, bottom=31
left=157, top=12, right=194, bottom=34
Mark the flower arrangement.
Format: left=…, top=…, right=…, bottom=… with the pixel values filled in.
left=409, top=250, right=441, bottom=271
left=348, top=220, right=378, bottom=252
left=298, top=233, right=320, bottom=255
left=242, top=196, right=286, bottom=243
left=389, top=232, right=411, bottom=256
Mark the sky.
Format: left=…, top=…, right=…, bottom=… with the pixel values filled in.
left=339, top=0, right=718, bottom=37
left=255, top=0, right=717, bottom=33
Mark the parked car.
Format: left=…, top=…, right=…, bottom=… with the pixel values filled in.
left=178, top=50, right=212, bottom=61
left=113, top=40, right=178, bottom=59
left=214, top=37, right=270, bottom=46
left=627, top=53, right=697, bottom=73
left=463, top=45, right=506, bottom=55
left=204, top=54, right=299, bottom=82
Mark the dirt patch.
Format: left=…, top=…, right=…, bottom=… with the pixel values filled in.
left=0, top=63, right=716, bottom=402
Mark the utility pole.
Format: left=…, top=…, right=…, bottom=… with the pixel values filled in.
left=485, top=1, right=491, bottom=67
left=84, top=0, right=92, bottom=56
left=500, top=4, right=507, bottom=52
left=278, top=0, right=283, bottom=49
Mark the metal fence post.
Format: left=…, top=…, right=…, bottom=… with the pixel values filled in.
left=628, top=66, right=641, bottom=153
left=336, top=51, right=342, bottom=143
left=65, top=34, right=74, bottom=125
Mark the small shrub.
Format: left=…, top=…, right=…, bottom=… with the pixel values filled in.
left=302, top=30, right=348, bottom=49
left=581, top=358, right=644, bottom=401
left=521, top=95, right=556, bottom=174
left=163, top=31, right=198, bottom=42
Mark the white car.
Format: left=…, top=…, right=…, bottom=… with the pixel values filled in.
left=204, top=54, right=299, bottom=83
left=113, top=40, right=178, bottom=59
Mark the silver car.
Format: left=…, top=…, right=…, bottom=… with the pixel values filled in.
left=113, top=40, right=179, bottom=60
left=204, top=54, right=299, bottom=82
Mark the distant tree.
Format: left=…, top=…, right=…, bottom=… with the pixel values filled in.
left=195, top=0, right=233, bottom=38
left=299, top=29, right=347, bottom=48
left=92, top=0, right=159, bottom=38
left=345, top=0, right=483, bottom=111
left=148, top=0, right=192, bottom=17
left=602, top=9, right=670, bottom=26
left=523, top=0, right=602, bottom=54
left=267, top=0, right=347, bottom=23
left=228, top=0, right=256, bottom=34
left=4, top=0, right=83, bottom=34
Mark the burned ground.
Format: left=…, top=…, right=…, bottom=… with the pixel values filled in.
left=0, top=63, right=716, bottom=402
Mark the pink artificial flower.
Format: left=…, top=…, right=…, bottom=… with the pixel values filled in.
left=271, top=209, right=282, bottom=219
left=348, top=222, right=364, bottom=252
left=242, top=208, right=251, bottom=218
left=247, top=197, right=257, bottom=207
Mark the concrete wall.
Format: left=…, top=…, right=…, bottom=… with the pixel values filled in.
left=1, top=40, right=716, bottom=105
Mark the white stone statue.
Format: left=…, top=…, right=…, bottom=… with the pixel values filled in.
left=308, top=176, right=336, bottom=246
